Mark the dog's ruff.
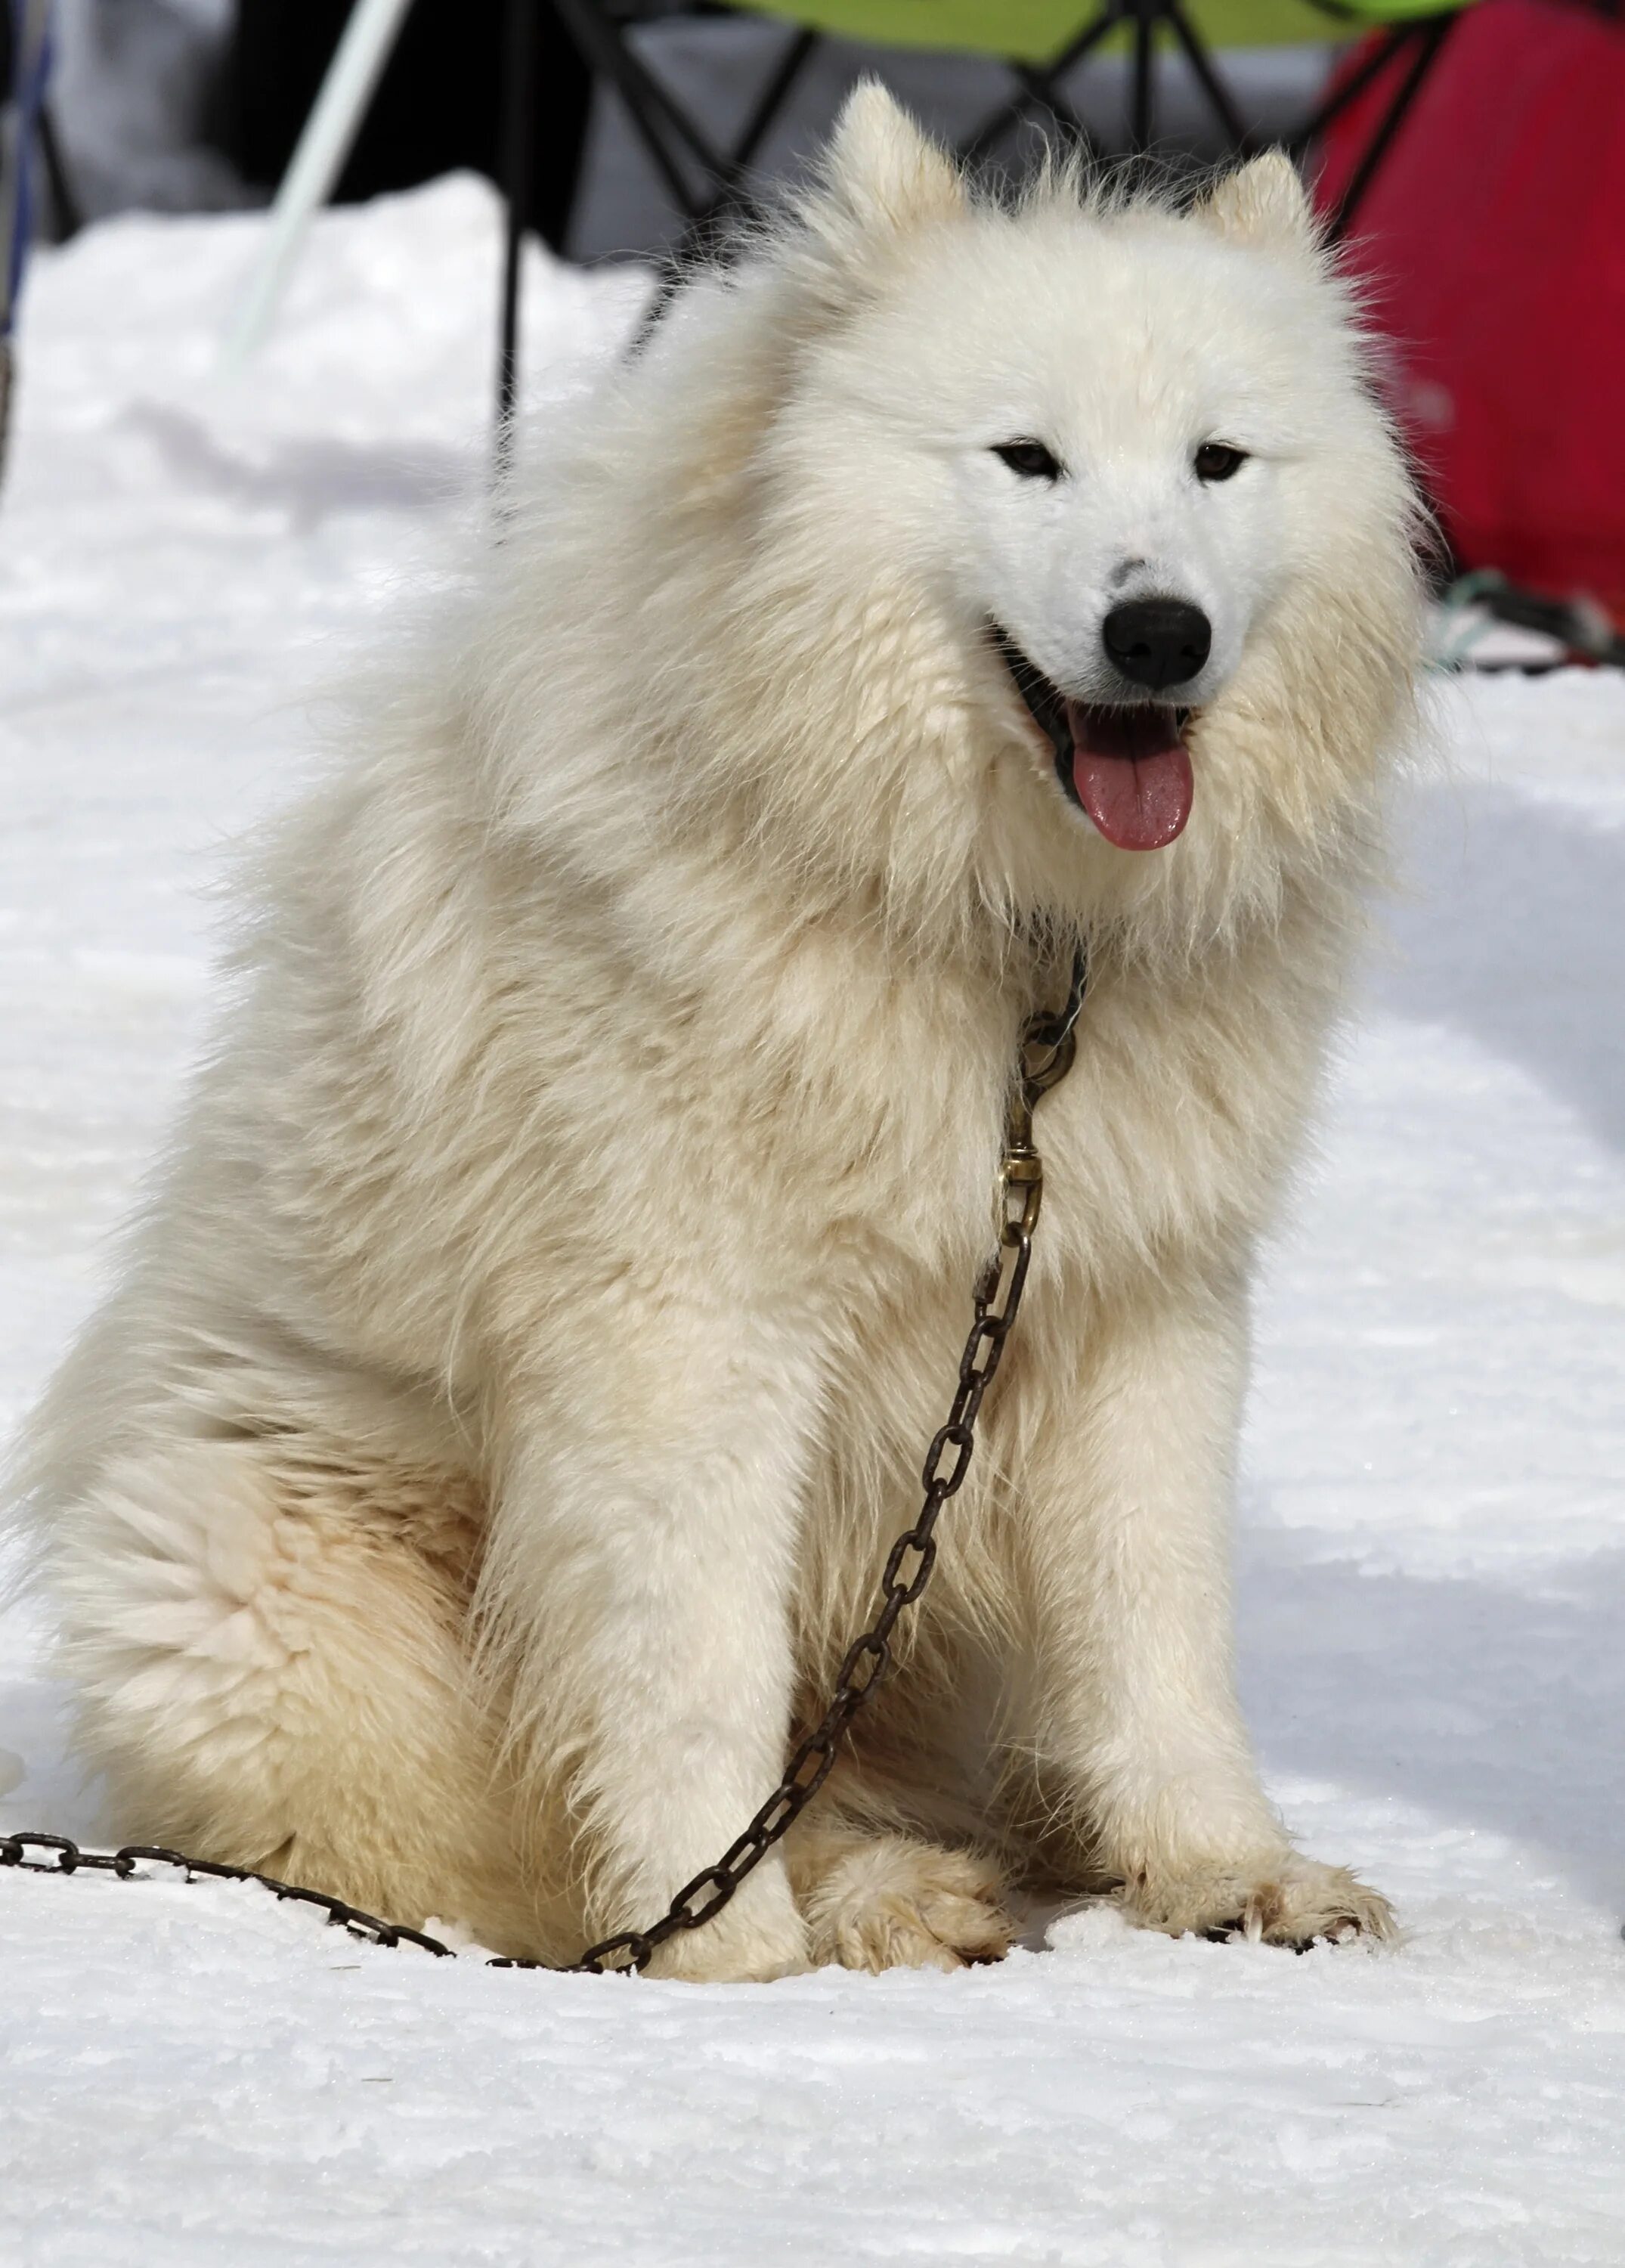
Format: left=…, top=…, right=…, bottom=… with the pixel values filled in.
left=6, top=91, right=1422, bottom=1977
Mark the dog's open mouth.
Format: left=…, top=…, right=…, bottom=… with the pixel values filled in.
left=993, top=629, right=1194, bottom=853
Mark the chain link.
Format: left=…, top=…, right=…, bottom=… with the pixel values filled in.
left=0, top=1830, right=458, bottom=1954
left=2, top=947, right=1087, bottom=1977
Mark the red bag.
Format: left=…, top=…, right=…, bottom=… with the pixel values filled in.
left=1315, top=0, right=1625, bottom=616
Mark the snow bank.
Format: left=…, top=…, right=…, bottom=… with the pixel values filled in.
left=2, top=180, right=1622, bottom=2266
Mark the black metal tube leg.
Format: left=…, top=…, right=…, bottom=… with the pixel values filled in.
left=1162, top=0, right=1246, bottom=152
left=1328, top=16, right=1454, bottom=243
left=496, top=0, right=538, bottom=468
left=1131, top=5, right=1155, bottom=151
left=728, top=26, right=816, bottom=179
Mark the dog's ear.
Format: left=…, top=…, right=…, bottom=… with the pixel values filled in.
left=1198, top=151, right=1316, bottom=259
left=816, top=80, right=966, bottom=252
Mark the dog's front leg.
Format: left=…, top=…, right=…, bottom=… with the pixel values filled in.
left=493, top=1315, right=818, bottom=1981
left=1015, top=1268, right=1393, bottom=1946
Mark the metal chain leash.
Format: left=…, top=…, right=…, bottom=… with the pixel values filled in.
left=1, top=945, right=1088, bottom=1976
left=0, top=1830, right=461, bottom=1955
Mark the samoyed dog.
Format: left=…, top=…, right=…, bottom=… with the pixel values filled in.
left=11, top=88, right=1421, bottom=1977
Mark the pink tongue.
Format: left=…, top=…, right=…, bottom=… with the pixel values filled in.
left=1066, top=702, right=1194, bottom=852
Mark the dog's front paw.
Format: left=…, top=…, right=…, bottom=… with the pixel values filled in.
left=640, top=1861, right=811, bottom=1982
left=1118, top=1852, right=1396, bottom=1950
left=805, top=1836, right=1015, bottom=1974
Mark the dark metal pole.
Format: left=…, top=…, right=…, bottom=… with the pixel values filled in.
left=1283, top=23, right=1410, bottom=160
left=1162, top=0, right=1246, bottom=153
left=723, top=25, right=815, bottom=181
left=1326, top=15, right=1454, bottom=243
left=496, top=0, right=538, bottom=469
left=1130, top=0, right=1155, bottom=152
left=551, top=0, right=722, bottom=214
left=958, top=5, right=1116, bottom=171
left=36, top=104, right=83, bottom=241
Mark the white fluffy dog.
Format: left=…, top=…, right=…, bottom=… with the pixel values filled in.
left=10, top=89, right=1421, bottom=1977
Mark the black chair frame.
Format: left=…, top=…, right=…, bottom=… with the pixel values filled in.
left=497, top=0, right=1462, bottom=436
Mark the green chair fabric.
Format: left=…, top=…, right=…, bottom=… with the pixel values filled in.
left=741, top=0, right=1469, bottom=68
left=1323, top=0, right=1475, bottom=18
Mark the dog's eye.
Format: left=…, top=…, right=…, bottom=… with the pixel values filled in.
left=992, top=439, right=1063, bottom=481
left=1194, top=442, right=1248, bottom=484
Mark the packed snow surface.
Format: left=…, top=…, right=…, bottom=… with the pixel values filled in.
left=2, top=180, right=1623, bottom=2266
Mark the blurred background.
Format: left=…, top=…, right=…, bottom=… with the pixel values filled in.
left=5, top=0, right=1624, bottom=657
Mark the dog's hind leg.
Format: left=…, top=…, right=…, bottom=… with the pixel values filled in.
left=42, top=1432, right=551, bottom=1957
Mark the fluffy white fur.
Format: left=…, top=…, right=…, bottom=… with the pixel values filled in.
left=8, top=91, right=1421, bottom=1976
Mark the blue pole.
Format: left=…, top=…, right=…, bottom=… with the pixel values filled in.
left=2, top=0, right=51, bottom=333
left=2, top=0, right=54, bottom=477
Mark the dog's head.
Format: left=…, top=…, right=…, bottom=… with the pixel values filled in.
left=605, top=86, right=1423, bottom=951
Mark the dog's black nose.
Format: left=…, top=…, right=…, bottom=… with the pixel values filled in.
left=1102, top=600, right=1212, bottom=692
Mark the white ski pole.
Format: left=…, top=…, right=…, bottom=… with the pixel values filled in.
left=221, top=0, right=416, bottom=370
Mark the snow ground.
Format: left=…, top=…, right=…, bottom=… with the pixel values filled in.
left=2, top=178, right=1623, bottom=2266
